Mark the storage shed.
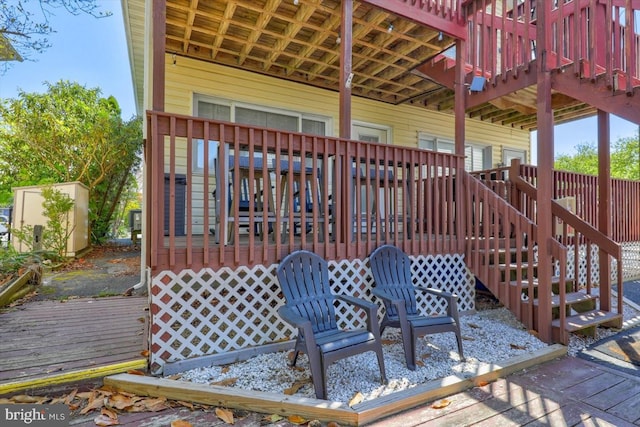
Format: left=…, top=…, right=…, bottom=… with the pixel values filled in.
left=12, top=182, right=89, bottom=256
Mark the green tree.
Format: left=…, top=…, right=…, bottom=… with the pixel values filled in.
left=554, top=134, right=640, bottom=179
left=0, top=80, right=142, bottom=242
left=0, top=0, right=110, bottom=69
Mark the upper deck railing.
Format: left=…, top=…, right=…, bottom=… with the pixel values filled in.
left=147, top=111, right=465, bottom=272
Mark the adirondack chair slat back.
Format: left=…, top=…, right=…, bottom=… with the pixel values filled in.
left=277, top=251, right=337, bottom=333
left=369, top=245, right=417, bottom=316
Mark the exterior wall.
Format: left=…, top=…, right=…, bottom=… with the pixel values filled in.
left=162, top=54, right=531, bottom=235
left=11, top=182, right=89, bottom=256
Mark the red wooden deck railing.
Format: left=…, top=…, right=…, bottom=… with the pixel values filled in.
left=462, top=0, right=640, bottom=87
left=147, top=111, right=465, bottom=273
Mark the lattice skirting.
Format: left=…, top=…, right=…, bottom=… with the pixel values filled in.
left=149, top=253, right=475, bottom=374
left=552, top=243, right=638, bottom=284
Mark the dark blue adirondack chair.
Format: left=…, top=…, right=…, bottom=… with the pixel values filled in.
left=369, top=244, right=464, bottom=370
left=276, top=250, right=387, bottom=400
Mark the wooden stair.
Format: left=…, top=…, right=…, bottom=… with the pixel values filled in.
left=478, top=243, right=622, bottom=344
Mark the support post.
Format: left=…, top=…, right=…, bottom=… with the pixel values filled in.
left=597, top=110, right=611, bottom=311
left=339, top=0, right=353, bottom=140
left=454, top=38, right=467, bottom=252
left=535, top=0, right=553, bottom=343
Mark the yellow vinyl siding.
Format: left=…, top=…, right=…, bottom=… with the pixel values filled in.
left=163, top=54, right=530, bottom=233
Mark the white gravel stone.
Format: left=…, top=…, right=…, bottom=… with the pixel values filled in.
left=178, top=307, right=548, bottom=403
left=178, top=300, right=640, bottom=403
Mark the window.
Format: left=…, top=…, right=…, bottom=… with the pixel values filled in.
left=503, top=148, right=527, bottom=166
left=418, top=133, right=492, bottom=171
left=352, top=122, right=392, bottom=144
left=193, top=96, right=331, bottom=174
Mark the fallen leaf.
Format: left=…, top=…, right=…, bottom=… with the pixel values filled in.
left=64, top=389, right=78, bottom=404
left=348, top=392, right=364, bottom=407
left=126, top=370, right=146, bottom=376
left=467, top=322, right=482, bottom=329
left=108, top=394, right=135, bottom=410
left=141, top=397, right=168, bottom=412
left=327, top=422, right=342, bottom=427
left=211, top=378, right=238, bottom=387
left=77, top=391, right=94, bottom=399
left=176, top=400, right=195, bottom=410
left=11, top=395, right=44, bottom=403
left=381, top=339, right=398, bottom=345
left=94, top=414, right=119, bottom=426
left=415, top=360, right=425, bottom=367
left=263, top=414, right=284, bottom=423
left=421, top=353, right=431, bottom=360
left=137, top=317, right=146, bottom=323
left=283, top=380, right=309, bottom=395
left=431, top=399, right=451, bottom=409
left=476, top=380, right=490, bottom=387
left=171, top=421, right=193, bottom=427
left=140, top=350, right=150, bottom=357
left=101, top=407, right=118, bottom=420
left=215, top=407, right=235, bottom=424
left=462, top=336, right=475, bottom=341
left=80, top=395, right=106, bottom=414
left=221, top=366, right=230, bottom=374
left=288, top=415, right=307, bottom=425
left=510, top=343, right=527, bottom=350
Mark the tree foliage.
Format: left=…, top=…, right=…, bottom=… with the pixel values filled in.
left=0, top=0, right=110, bottom=68
left=554, top=135, right=640, bottom=180
left=0, top=80, right=142, bottom=242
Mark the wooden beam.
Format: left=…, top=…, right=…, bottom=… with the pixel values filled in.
left=362, top=0, right=467, bottom=39
left=535, top=0, right=554, bottom=344
left=598, top=110, right=612, bottom=311
left=152, top=0, right=166, bottom=111
left=339, top=0, right=353, bottom=139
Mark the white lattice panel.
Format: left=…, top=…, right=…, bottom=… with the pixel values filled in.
left=149, top=254, right=475, bottom=374
left=558, top=244, right=619, bottom=285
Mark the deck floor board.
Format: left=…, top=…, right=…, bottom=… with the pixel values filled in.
left=0, top=296, right=148, bottom=390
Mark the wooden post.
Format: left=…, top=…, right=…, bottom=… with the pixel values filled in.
left=339, top=0, right=353, bottom=140
left=152, top=0, right=166, bottom=112
left=455, top=38, right=467, bottom=252
left=535, top=0, right=553, bottom=343
left=597, top=110, right=611, bottom=311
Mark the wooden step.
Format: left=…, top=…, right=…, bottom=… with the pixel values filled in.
left=531, top=292, right=598, bottom=308
left=551, top=310, right=622, bottom=333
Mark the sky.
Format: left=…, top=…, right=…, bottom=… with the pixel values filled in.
left=0, top=1, right=137, bottom=120
left=0, top=3, right=637, bottom=164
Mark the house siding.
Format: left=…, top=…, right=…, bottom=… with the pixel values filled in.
left=161, top=55, right=529, bottom=233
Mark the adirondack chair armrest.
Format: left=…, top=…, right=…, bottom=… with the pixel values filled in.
left=337, top=295, right=381, bottom=335
left=370, top=288, right=409, bottom=322
left=278, top=306, right=316, bottom=342
left=415, top=287, right=460, bottom=318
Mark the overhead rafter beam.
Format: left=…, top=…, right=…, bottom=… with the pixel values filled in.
left=362, top=0, right=467, bottom=39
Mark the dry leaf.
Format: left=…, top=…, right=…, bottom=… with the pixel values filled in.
left=510, top=343, right=526, bottom=350
left=381, top=339, right=398, bottom=345
left=140, top=350, right=150, bottom=357
left=421, top=353, right=431, bottom=360
left=476, top=380, right=490, bottom=387
left=166, top=373, right=182, bottom=380
left=431, top=399, right=451, bottom=409
left=263, top=414, right=284, bottom=423
left=137, top=317, right=146, bottom=323
left=171, top=421, right=193, bottom=427
left=288, top=415, right=307, bottom=425
left=415, top=360, right=425, bottom=367
left=108, top=394, right=135, bottom=410
left=93, top=414, right=119, bottom=426
left=348, top=392, right=364, bottom=407
left=215, top=407, right=235, bottom=424
left=283, top=380, right=309, bottom=395
left=64, top=389, right=78, bottom=404
left=77, top=391, right=94, bottom=399
left=126, top=370, right=146, bottom=376
left=211, top=377, right=238, bottom=387
left=177, top=400, right=195, bottom=410
left=142, top=397, right=168, bottom=412
left=467, top=322, right=482, bottom=329
left=327, top=422, right=342, bottom=427
left=101, top=407, right=118, bottom=420
left=462, top=336, right=475, bottom=341
left=11, top=395, right=44, bottom=403
left=221, top=366, right=231, bottom=374
left=80, top=395, right=106, bottom=415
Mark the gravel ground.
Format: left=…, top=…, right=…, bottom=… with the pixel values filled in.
left=176, top=298, right=640, bottom=404
left=178, top=307, right=548, bottom=403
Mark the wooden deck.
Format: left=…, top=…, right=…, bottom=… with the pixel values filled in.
left=0, top=296, right=148, bottom=395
